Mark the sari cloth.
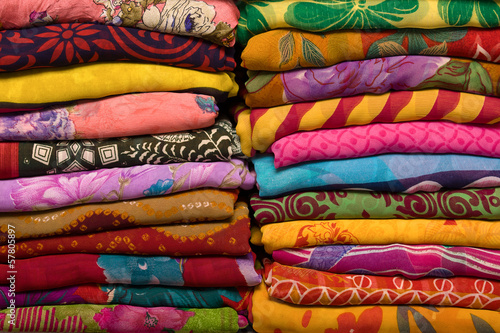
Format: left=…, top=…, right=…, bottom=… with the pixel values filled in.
left=0, top=189, right=238, bottom=243
left=0, top=253, right=261, bottom=292
left=253, top=153, right=500, bottom=196
left=245, top=56, right=500, bottom=108
left=273, top=244, right=500, bottom=280
left=0, top=202, right=252, bottom=259
left=234, top=90, right=500, bottom=156
left=0, top=159, right=255, bottom=212
left=0, top=23, right=236, bottom=73
left=241, top=27, right=500, bottom=71
left=0, top=117, right=242, bottom=179
left=0, top=284, right=252, bottom=310
left=0, top=62, right=238, bottom=112
left=250, top=188, right=500, bottom=224
left=250, top=282, right=500, bottom=333
left=0, top=305, right=245, bottom=332
left=237, top=0, right=500, bottom=45
left=265, top=260, right=500, bottom=310
left=271, top=121, right=500, bottom=167
left=0, top=92, right=219, bottom=141
left=0, top=0, right=239, bottom=46
left=259, top=218, right=500, bottom=253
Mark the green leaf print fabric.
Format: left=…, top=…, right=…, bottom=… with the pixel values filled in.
left=237, top=0, right=500, bottom=45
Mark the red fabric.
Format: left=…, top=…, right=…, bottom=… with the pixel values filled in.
left=0, top=142, right=18, bottom=179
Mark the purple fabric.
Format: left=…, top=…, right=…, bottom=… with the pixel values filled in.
left=0, top=159, right=255, bottom=212
left=273, top=244, right=500, bottom=279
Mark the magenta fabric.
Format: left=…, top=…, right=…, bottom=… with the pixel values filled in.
left=271, top=121, right=500, bottom=168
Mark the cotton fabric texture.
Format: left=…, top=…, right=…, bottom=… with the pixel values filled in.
left=237, top=0, right=500, bottom=45
left=270, top=121, right=500, bottom=167
left=0, top=159, right=254, bottom=212
left=0, top=304, right=246, bottom=332
left=244, top=56, right=500, bottom=107
left=0, top=23, right=236, bottom=73
left=0, top=117, right=243, bottom=179
left=234, top=90, right=500, bottom=156
left=250, top=282, right=500, bottom=333
left=0, top=62, right=238, bottom=112
left=0, top=189, right=238, bottom=243
left=0, top=253, right=261, bottom=292
left=0, top=92, right=219, bottom=141
left=253, top=153, right=500, bottom=196
left=0, top=0, right=240, bottom=46
left=250, top=188, right=500, bottom=223
left=241, top=27, right=500, bottom=71
left=273, top=244, right=500, bottom=280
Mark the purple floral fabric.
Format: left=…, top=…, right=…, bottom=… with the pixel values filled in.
left=1, top=159, right=255, bottom=212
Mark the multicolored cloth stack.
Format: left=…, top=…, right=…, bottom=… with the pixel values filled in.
left=235, top=0, right=500, bottom=331
left=0, top=1, right=261, bottom=332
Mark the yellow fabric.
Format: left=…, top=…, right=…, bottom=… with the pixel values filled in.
left=260, top=219, right=500, bottom=253
left=241, top=28, right=365, bottom=71
left=0, top=62, right=238, bottom=106
left=235, top=90, right=500, bottom=156
left=251, top=281, right=500, bottom=333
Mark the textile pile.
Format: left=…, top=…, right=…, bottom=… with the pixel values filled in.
left=235, top=0, right=500, bottom=331
left=0, top=1, right=261, bottom=332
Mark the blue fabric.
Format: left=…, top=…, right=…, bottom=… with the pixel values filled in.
left=253, top=153, right=500, bottom=197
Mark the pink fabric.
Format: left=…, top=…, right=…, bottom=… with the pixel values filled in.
left=271, top=121, right=500, bottom=168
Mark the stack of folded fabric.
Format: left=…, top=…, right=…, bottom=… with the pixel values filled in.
left=0, top=1, right=261, bottom=332
left=235, top=0, right=500, bottom=331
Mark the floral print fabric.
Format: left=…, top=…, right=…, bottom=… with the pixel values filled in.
left=0, top=92, right=219, bottom=141
left=241, top=27, right=500, bottom=71
left=0, top=159, right=254, bottom=212
left=0, top=0, right=239, bottom=46
left=0, top=304, right=245, bottom=332
left=237, top=0, right=500, bottom=45
left=245, top=56, right=500, bottom=107
left=250, top=282, right=500, bottom=333
left=251, top=188, right=500, bottom=223
left=273, top=244, right=500, bottom=280
left=0, top=23, right=236, bottom=73
left=0, top=253, right=261, bottom=292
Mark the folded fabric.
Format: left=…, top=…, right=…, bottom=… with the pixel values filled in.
left=0, top=159, right=255, bottom=212
left=0, top=201, right=251, bottom=259
left=0, top=23, right=236, bottom=73
left=0, top=62, right=238, bottom=112
left=241, top=27, right=500, bottom=71
left=273, top=244, right=500, bottom=280
left=0, top=252, right=261, bottom=292
left=0, top=117, right=243, bottom=179
left=237, top=0, right=500, bottom=46
left=259, top=218, right=500, bottom=253
left=234, top=90, right=500, bottom=156
left=265, top=261, right=500, bottom=310
left=0, top=0, right=239, bottom=46
left=253, top=153, right=500, bottom=196
left=245, top=56, right=500, bottom=107
left=251, top=188, right=500, bottom=224
left=250, top=282, right=500, bottom=333
left=0, top=92, right=219, bottom=140
left=0, top=189, right=238, bottom=243
left=271, top=121, right=500, bottom=167
left=0, top=305, right=245, bottom=332
left=0, top=284, right=252, bottom=310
